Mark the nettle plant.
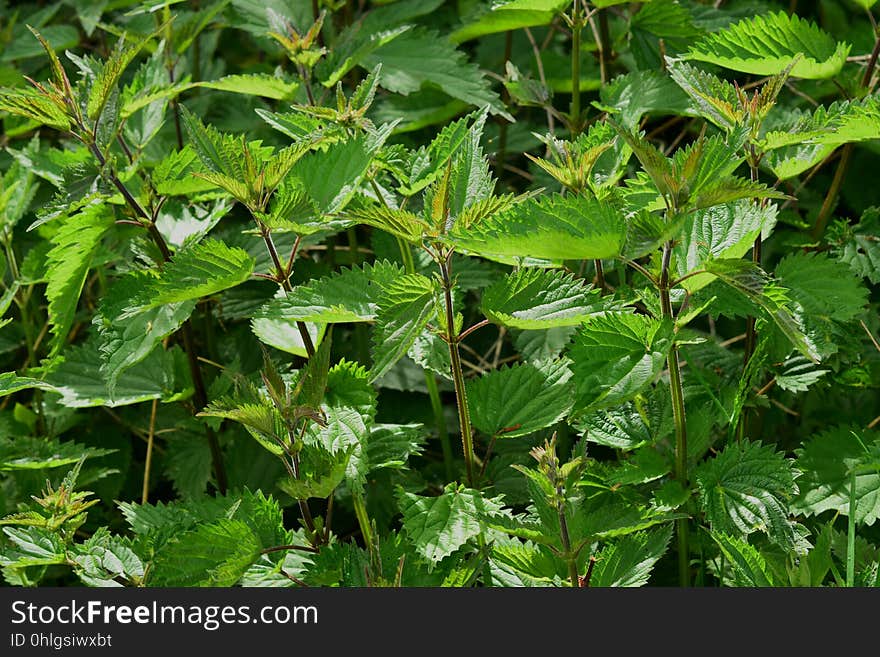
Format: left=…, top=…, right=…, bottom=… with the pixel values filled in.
left=0, top=1, right=878, bottom=588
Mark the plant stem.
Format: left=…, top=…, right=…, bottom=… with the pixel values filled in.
left=496, top=30, right=514, bottom=177
left=847, top=467, right=857, bottom=587
left=597, top=7, right=611, bottom=85
left=289, top=443, right=318, bottom=540
left=352, top=490, right=373, bottom=550
left=142, top=398, right=158, bottom=504
left=660, top=240, right=689, bottom=587
left=88, top=142, right=227, bottom=493
left=739, top=156, right=761, bottom=442
left=570, top=1, right=583, bottom=134
left=439, top=252, right=476, bottom=486
left=256, top=221, right=316, bottom=358
left=559, top=502, right=579, bottom=588
left=396, top=236, right=453, bottom=478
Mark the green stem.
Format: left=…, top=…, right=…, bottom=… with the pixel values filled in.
left=847, top=467, right=857, bottom=587
left=496, top=30, right=513, bottom=177
left=440, top=253, right=476, bottom=487
left=660, top=241, right=689, bottom=587
left=352, top=490, right=373, bottom=552
left=256, top=220, right=315, bottom=358
left=396, top=236, right=416, bottom=274
left=570, top=1, right=582, bottom=134
left=142, top=398, right=158, bottom=504
left=559, top=503, right=579, bottom=587
left=597, top=7, right=611, bottom=85
left=739, top=156, right=761, bottom=442
left=396, top=236, right=453, bottom=479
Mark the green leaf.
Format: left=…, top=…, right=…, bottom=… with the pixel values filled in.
left=576, top=399, right=660, bottom=450
left=88, top=26, right=162, bottom=121
left=251, top=312, right=325, bottom=358
left=163, top=433, right=212, bottom=500
left=674, top=202, right=777, bottom=292
left=0, top=88, right=71, bottom=131
left=667, top=59, right=742, bottom=131
left=467, top=359, right=574, bottom=438
left=195, top=73, right=298, bottom=100
left=96, top=274, right=196, bottom=395
left=347, top=205, right=430, bottom=244
left=773, top=356, right=828, bottom=393
left=711, top=532, right=775, bottom=586
left=256, top=261, right=404, bottom=324
left=363, top=27, right=510, bottom=120
left=306, top=406, right=370, bottom=490
left=828, top=208, right=880, bottom=284
left=325, top=360, right=378, bottom=422
left=296, top=329, right=333, bottom=411
left=0, top=436, right=113, bottom=471
left=179, top=106, right=245, bottom=179
left=0, top=373, right=57, bottom=399
left=590, top=525, right=673, bottom=587
left=599, top=70, right=693, bottom=130
left=294, top=133, right=386, bottom=213
left=686, top=11, right=850, bottom=79
left=451, top=194, right=627, bottom=262
left=489, top=536, right=558, bottom=583
left=774, top=252, right=868, bottom=360
left=365, top=423, right=426, bottom=472
left=397, top=109, right=487, bottom=196
left=150, top=519, right=262, bottom=586
left=397, top=483, right=505, bottom=562
left=481, top=268, right=608, bottom=329
left=450, top=0, right=571, bottom=43
left=695, top=441, right=799, bottom=549
left=0, top=527, right=66, bottom=568
left=200, top=380, right=286, bottom=456
left=72, top=530, right=144, bottom=587
left=123, top=239, right=254, bottom=316
left=278, top=444, right=353, bottom=500
left=703, top=259, right=819, bottom=362
left=792, top=427, right=880, bottom=526
left=370, top=274, right=438, bottom=382
left=46, top=336, right=180, bottom=408
left=319, top=24, right=411, bottom=88
left=569, top=313, right=673, bottom=412
left=775, top=252, right=868, bottom=323
left=45, top=207, right=114, bottom=356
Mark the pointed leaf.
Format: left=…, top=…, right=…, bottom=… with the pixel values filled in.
left=686, top=11, right=849, bottom=79
left=569, top=313, right=673, bottom=412
left=695, top=441, right=799, bottom=549
left=451, top=194, right=626, bottom=262
left=482, top=268, right=610, bottom=329
left=711, top=532, right=775, bottom=586
left=792, top=427, right=880, bottom=525
left=467, top=359, right=574, bottom=438
left=44, top=207, right=113, bottom=356
left=370, top=274, right=437, bottom=382
left=397, top=483, right=505, bottom=562
left=123, top=239, right=254, bottom=316
left=257, top=261, right=404, bottom=325
left=590, top=525, right=673, bottom=587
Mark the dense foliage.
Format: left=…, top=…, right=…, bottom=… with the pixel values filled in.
left=0, top=0, right=878, bottom=588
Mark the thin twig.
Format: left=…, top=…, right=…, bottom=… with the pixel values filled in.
left=861, top=320, right=880, bottom=353
left=524, top=27, right=555, bottom=138
left=141, top=398, right=159, bottom=504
